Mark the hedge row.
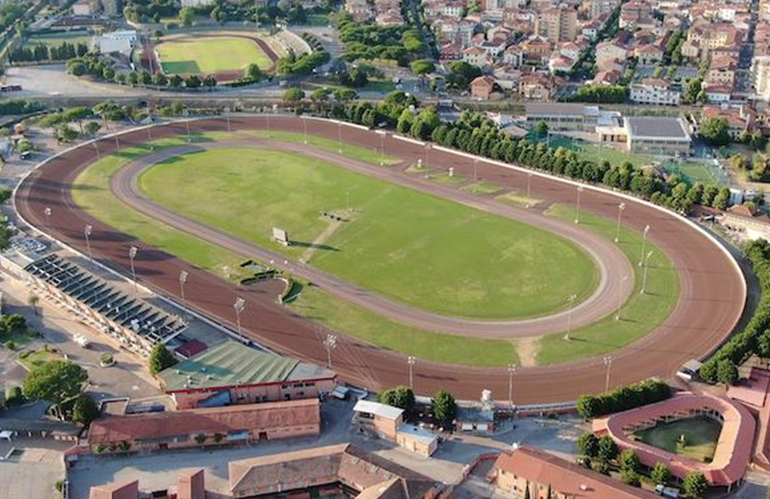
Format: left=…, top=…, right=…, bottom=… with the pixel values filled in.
left=576, top=379, right=670, bottom=419
left=700, top=239, right=770, bottom=383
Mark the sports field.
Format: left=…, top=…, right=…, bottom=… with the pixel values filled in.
left=138, top=146, right=599, bottom=319
left=634, top=416, right=722, bottom=463
left=26, top=30, right=91, bottom=48
left=156, top=37, right=272, bottom=75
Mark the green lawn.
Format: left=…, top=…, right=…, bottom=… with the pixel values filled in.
left=17, top=348, right=61, bottom=371
left=243, top=129, right=402, bottom=166
left=427, top=171, right=467, bottom=185
left=26, top=31, right=91, bottom=48
left=156, top=37, right=272, bottom=75
left=461, top=182, right=503, bottom=194
left=496, top=190, right=542, bottom=208
left=289, top=284, right=519, bottom=366
left=536, top=203, right=679, bottom=365
left=634, top=416, right=722, bottom=463
left=139, top=146, right=599, bottom=319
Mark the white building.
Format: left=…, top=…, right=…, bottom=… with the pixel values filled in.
left=752, top=56, right=770, bottom=101
left=180, top=0, right=214, bottom=6
left=629, top=78, right=681, bottom=105
left=92, top=30, right=138, bottom=56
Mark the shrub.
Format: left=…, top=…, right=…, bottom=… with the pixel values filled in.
left=4, top=340, right=16, bottom=350
left=5, top=385, right=23, bottom=406
left=577, top=432, right=599, bottom=457
left=576, top=379, right=670, bottom=419
left=682, top=471, right=708, bottom=498
left=651, top=462, right=672, bottom=485
left=597, top=435, right=618, bottom=463
left=379, top=386, right=415, bottom=413
left=619, top=449, right=640, bottom=472
left=592, top=459, right=610, bottom=475
left=620, top=468, right=641, bottom=487
left=72, top=394, right=99, bottom=425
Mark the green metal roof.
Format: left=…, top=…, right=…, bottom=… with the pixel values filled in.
left=160, top=341, right=300, bottom=391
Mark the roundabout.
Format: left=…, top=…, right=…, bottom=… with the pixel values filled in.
left=14, top=116, right=747, bottom=403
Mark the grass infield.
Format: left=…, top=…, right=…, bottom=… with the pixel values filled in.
left=156, top=37, right=272, bottom=75
left=139, top=146, right=599, bottom=319
left=634, top=416, right=721, bottom=463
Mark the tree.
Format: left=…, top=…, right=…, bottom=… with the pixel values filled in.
left=245, top=63, right=263, bottom=81
left=194, top=433, right=207, bottom=446
left=68, top=61, right=87, bottom=76
left=432, top=390, right=456, bottom=428
left=597, top=435, right=618, bottom=463
left=651, top=462, right=672, bottom=486
left=713, top=187, right=731, bottom=210
left=149, top=343, right=177, bottom=376
left=577, top=432, right=599, bottom=457
left=23, top=360, right=88, bottom=408
left=153, top=73, right=168, bottom=86
left=619, top=449, right=640, bottom=472
left=717, top=359, right=739, bottom=385
left=682, top=471, right=708, bottom=498
left=102, top=67, right=115, bottom=81
left=72, top=393, right=99, bottom=425
left=700, top=118, right=730, bottom=147
left=56, top=125, right=79, bottom=143
left=27, top=293, right=39, bottom=315
left=283, top=87, right=305, bottom=103
left=169, top=75, right=183, bottom=88
left=535, top=121, right=549, bottom=138
left=411, top=60, right=435, bottom=77
left=185, top=75, right=201, bottom=89
left=203, top=75, right=217, bottom=91
left=682, top=78, right=702, bottom=104
left=620, top=468, right=641, bottom=487
left=179, top=6, right=195, bottom=27
left=379, top=386, right=415, bottom=412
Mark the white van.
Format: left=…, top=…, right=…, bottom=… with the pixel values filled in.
left=73, top=334, right=91, bottom=348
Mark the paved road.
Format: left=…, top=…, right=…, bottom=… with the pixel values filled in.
left=15, top=116, right=747, bottom=403
left=110, top=138, right=632, bottom=338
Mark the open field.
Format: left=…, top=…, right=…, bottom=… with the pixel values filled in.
left=156, top=37, right=272, bottom=74
left=139, top=146, right=599, bottom=319
left=535, top=203, right=679, bottom=365
left=634, top=416, right=722, bottom=463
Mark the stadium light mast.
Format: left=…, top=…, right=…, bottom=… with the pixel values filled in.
left=564, top=293, right=577, bottom=341
left=507, top=363, right=516, bottom=408
left=526, top=172, right=533, bottom=208
left=338, top=122, right=342, bottom=153
left=615, top=275, right=628, bottom=321
left=604, top=356, right=613, bottom=391
left=323, top=333, right=338, bottom=370
left=376, top=129, right=386, bottom=166
left=93, top=140, right=101, bottom=161
left=84, top=224, right=93, bottom=261
left=639, top=225, right=651, bottom=266
left=424, top=143, right=430, bottom=168
left=614, top=202, right=626, bottom=243
left=473, top=159, right=479, bottom=192
left=114, top=134, right=120, bottom=152
left=179, top=270, right=189, bottom=319
left=43, top=207, right=51, bottom=228
left=574, top=185, right=584, bottom=224
left=301, top=114, right=308, bottom=144
left=266, top=113, right=272, bottom=138
left=407, top=355, right=416, bottom=389
left=233, top=297, right=246, bottom=341
left=128, top=245, right=138, bottom=292
left=224, top=106, right=232, bottom=135
left=641, top=251, right=654, bottom=294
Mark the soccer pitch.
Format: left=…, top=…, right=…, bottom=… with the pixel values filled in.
left=156, top=36, right=272, bottom=75
left=138, top=146, right=599, bottom=320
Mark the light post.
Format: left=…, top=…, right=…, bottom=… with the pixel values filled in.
left=179, top=270, right=188, bottom=319
left=615, top=202, right=626, bottom=243
left=323, top=333, right=337, bottom=370
left=93, top=141, right=101, bottom=161
left=603, top=356, right=613, bottom=392
left=266, top=113, right=272, bottom=138
left=225, top=107, right=232, bottom=134
left=128, top=245, right=138, bottom=292
left=185, top=116, right=191, bottom=142
left=639, top=225, right=650, bottom=266
left=564, top=293, right=577, bottom=341
left=526, top=172, right=533, bottom=208
left=43, top=207, right=51, bottom=227
left=233, top=297, right=246, bottom=341
left=574, top=185, right=584, bottom=224
left=473, top=159, right=479, bottom=192
left=377, top=130, right=386, bottom=166
left=641, top=250, right=654, bottom=294
left=507, top=363, right=516, bottom=408
left=114, top=134, right=120, bottom=152
left=425, top=143, right=430, bottom=169
left=301, top=115, right=308, bottom=144
left=338, top=122, right=342, bottom=153
left=407, top=355, right=416, bottom=390
left=84, top=224, right=93, bottom=261
left=615, top=275, right=628, bottom=321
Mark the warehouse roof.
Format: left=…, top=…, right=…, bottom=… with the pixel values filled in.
left=625, top=116, right=690, bottom=140
left=353, top=400, right=404, bottom=421
left=159, top=340, right=333, bottom=391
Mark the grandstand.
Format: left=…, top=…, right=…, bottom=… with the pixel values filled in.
left=24, top=254, right=187, bottom=356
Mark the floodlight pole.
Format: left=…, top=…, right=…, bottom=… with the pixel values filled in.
left=604, top=356, right=613, bottom=392
left=615, top=275, right=628, bottom=321
left=574, top=185, right=584, bottom=224
left=323, top=333, right=337, bottom=370
left=267, top=113, right=272, bottom=138
left=225, top=108, right=232, bottom=134
left=179, top=270, right=188, bottom=319
left=425, top=143, right=430, bottom=169
left=302, top=115, right=308, bottom=144
left=338, top=122, right=342, bottom=153
left=639, top=225, right=650, bottom=266
left=84, top=224, right=93, bottom=261
left=185, top=118, right=191, bottom=142
left=641, top=251, right=653, bottom=294
left=407, top=355, right=416, bottom=390
left=377, top=130, right=386, bottom=166
left=564, top=293, right=577, bottom=341
left=474, top=159, right=479, bottom=192
left=507, top=363, right=516, bottom=408
left=233, top=297, right=246, bottom=341
left=615, top=202, right=625, bottom=243
left=526, top=172, right=533, bottom=208
left=114, top=134, right=120, bottom=152
left=93, top=141, right=101, bottom=161
left=43, top=207, right=51, bottom=228
left=128, top=245, right=138, bottom=293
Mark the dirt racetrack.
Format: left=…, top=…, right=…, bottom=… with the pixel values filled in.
left=15, top=116, right=747, bottom=404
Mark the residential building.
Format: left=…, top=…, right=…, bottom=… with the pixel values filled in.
left=157, top=340, right=336, bottom=410
left=463, top=46, right=493, bottom=67
left=490, top=446, right=659, bottom=498
left=471, top=75, right=499, bottom=99
left=589, top=0, right=619, bottom=18
left=89, top=481, right=139, bottom=499
left=73, top=0, right=101, bottom=16
left=519, top=73, right=558, bottom=101
left=595, top=40, right=628, bottom=68
left=179, top=0, right=213, bottom=6
left=353, top=400, right=404, bottom=440
left=229, top=444, right=440, bottom=498
left=702, top=105, right=757, bottom=137
left=629, top=78, right=681, bottom=105
left=536, top=7, right=578, bottom=42
left=503, top=45, right=524, bottom=66
left=345, top=0, right=374, bottom=21
left=707, top=54, right=738, bottom=86
left=635, top=44, right=664, bottom=65
left=752, top=55, right=770, bottom=101
left=87, top=398, right=321, bottom=453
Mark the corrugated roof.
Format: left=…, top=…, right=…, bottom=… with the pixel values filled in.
left=354, top=400, right=404, bottom=420
left=626, top=116, right=690, bottom=139
left=159, top=340, right=300, bottom=391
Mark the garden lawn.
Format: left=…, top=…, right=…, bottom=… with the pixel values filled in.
left=156, top=37, right=272, bottom=74
left=634, top=416, right=721, bottom=463
left=289, top=284, right=519, bottom=366
left=536, top=203, right=679, bottom=364
left=17, top=349, right=61, bottom=371
left=139, top=146, right=599, bottom=319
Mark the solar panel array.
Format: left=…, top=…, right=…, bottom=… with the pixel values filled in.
left=25, top=254, right=186, bottom=346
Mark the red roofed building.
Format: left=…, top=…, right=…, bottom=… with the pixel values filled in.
left=490, top=446, right=658, bottom=498
left=88, top=398, right=320, bottom=454
left=89, top=481, right=139, bottom=499
left=471, top=75, right=499, bottom=100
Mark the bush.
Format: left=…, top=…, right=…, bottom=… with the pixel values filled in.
left=620, top=468, right=641, bottom=487
left=4, top=340, right=16, bottom=350
left=576, top=379, right=670, bottom=419
left=682, top=471, right=708, bottom=498
left=72, top=394, right=99, bottom=425
left=379, top=386, right=415, bottom=413
left=5, top=385, right=23, bottom=406
left=619, top=449, right=640, bottom=472
left=651, top=462, right=672, bottom=485
left=577, top=432, right=599, bottom=457
left=592, top=459, right=610, bottom=475
left=597, top=435, right=618, bottom=463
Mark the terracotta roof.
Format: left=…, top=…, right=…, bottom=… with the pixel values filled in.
left=89, top=481, right=139, bottom=499
left=492, top=446, right=657, bottom=498
left=88, top=398, right=320, bottom=445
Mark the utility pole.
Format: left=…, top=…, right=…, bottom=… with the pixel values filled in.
left=507, top=363, right=516, bottom=408
left=407, top=355, right=416, bottom=390
left=84, top=224, right=93, bottom=261
left=233, top=297, right=246, bottom=341
left=575, top=186, right=584, bottom=224
left=615, top=202, right=626, bottom=243
left=639, top=225, right=651, bottom=266
left=128, top=245, right=138, bottom=292
left=179, top=270, right=188, bottom=319
left=324, top=333, right=338, bottom=370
